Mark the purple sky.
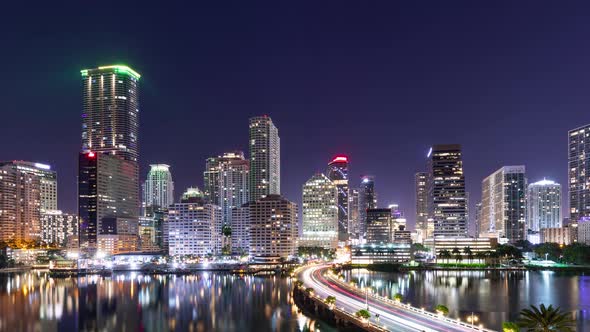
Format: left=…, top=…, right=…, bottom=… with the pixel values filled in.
left=1, top=2, right=590, bottom=232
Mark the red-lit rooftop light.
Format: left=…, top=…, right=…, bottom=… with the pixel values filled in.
left=330, top=156, right=348, bottom=163
left=88, top=151, right=95, bottom=158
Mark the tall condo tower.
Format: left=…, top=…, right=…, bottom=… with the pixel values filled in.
left=249, top=116, right=280, bottom=201
left=301, top=173, right=338, bottom=249
left=480, top=166, right=526, bottom=242
left=204, top=151, right=249, bottom=226
left=527, top=179, right=561, bottom=231
left=143, top=164, right=174, bottom=211
left=326, top=155, right=350, bottom=241
left=415, top=172, right=428, bottom=238
left=569, top=125, right=590, bottom=223
left=427, top=144, right=467, bottom=238
left=79, top=65, right=141, bottom=256
left=358, top=175, right=377, bottom=237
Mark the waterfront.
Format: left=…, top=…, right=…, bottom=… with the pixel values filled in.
left=344, top=268, right=590, bottom=331
left=0, top=271, right=334, bottom=332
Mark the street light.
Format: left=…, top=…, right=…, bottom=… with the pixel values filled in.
left=467, top=312, right=479, bottom=328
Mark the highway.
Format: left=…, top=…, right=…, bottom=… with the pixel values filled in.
left=297, top=264, right=493, bottom=332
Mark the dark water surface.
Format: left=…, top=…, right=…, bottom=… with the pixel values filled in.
left=0, top=271, right=335, bottom=332
left=344, top=269, right=590, bottom=331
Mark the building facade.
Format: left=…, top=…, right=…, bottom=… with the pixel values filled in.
left=527, top=179, right=561, bottom=232
left=569, top=125, right=590, bottom=223
left=142, top=164, right=174, bottom=212
left=366, top=208, right=392, bottom=244
left=326, top=156, right=350, bottom=241
left=249, top=116, right=280, bottom=201
left=204, top=151, right=249, bottom=227
left=480, top=166, right=526, bottom=242
left=427, top=145, right=467, bottom=238
left=415, top=172, right=429, bottom=239
left=167, top=189, right=222, bottom=256
left=41, top=210, right=78, bottom=247
left=300, top=173, right=338, bottom=249
left=231, top=203, right=251, bottom=255
left=0, top=161, right=57, bottom=241
left=348, top=188, right=360, bottom=240
left=358, top=175, right=377, bottom=237
left=249, top=195, right=297, bottom=260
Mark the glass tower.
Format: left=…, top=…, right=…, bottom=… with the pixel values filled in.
left=326, top=155, right=350, bottom=241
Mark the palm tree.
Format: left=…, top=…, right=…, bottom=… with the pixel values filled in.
left=452, top=247, right=462, bottom=265
left=325, top=296, right=336, bottom=309
left=435, top=304, right=449, bottom=316
left=518, top=304, right=575, bottom=332
left=439, top=249, right=452, bottom=264
left=463, top=247, right=474, bottom=263
left=476, top=251, right=487, bottom=264
left=502, top=322, right=519, bottom=332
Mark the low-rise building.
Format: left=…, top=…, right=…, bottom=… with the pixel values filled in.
left=351, top=244, right=411, bottom=264
left=540, top=227, right=573, bottom=245
left=41, top=210, right=78, bottom=247
left=97, top=234, right=139, bottom=255
left=424, top=237, right=497, bottom=256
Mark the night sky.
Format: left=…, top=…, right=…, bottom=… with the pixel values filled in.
left=2, top=2, right=590, bottom=231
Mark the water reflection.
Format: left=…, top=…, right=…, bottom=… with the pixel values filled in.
left=0, top=272, right=333, bottom=332
left=344, top=269, right=590, bottom=331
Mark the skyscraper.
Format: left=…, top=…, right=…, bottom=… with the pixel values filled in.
left=79, top=65, right=141, bottom=256
left=348, top=188, right=360, bottom=239
left=300, top=173, right=338, bottom=249
left=366, top=208, right=392, bottom=244
left=480, top=166, right=526, bottom=242
left=204, top=151, right=249, bottom=227
left=358, top=175, right=377, bottom=237
left=326, top=156, right=350, bottom=241
left=249, top=195, right=297, bottom=261
left=0, top=161, right=57, bottom=241
left=249, top=116, right=280, bottom=201
left=142, top=164, right=174, bottom=212
left=527, top=179, right=561, bottom=232
left=415, top=172, right=428, bottom=237
left=569, top=125, right=590, bottom=223
left=78, top=152, right=139, bottom=255
left=427, top=144, right=467, bottom=238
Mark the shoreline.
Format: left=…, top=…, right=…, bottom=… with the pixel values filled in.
left=343, top=263, right=590, bottom=273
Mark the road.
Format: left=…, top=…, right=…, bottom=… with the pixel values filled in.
left=297, top=264, right=493, bottom=332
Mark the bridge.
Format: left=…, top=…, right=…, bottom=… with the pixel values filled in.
left=295, top=264, right=496, bottom=332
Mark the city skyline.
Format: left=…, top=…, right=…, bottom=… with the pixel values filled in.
left=2, top=3, right=589, bottom=232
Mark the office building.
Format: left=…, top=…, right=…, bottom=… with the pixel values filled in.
left=78, top=152, right=139, bottom=256
left=351, top=244, right=411, bottom=264
left=541, top=227, right=574, bottom=245
left=424, top=237, right=498, bottom=256
left=359, top=175, right=377, bottom=237
left=366, top=208, right=392, bottom=244
left=427, top=145, right=467, bottom=238
left=474, top=202, right=482, bottom=238
left=40, top=210, right=78, bottom=247
left=231, top=203, right=251, bottom=255
left=204, top=151, right=249, bottom=227
left=578, top=218, right=590, bottom=245
left=249, top=116, right=280, bottom=201
left=480, top=166, right=526, bottom=242
left=415, top=172, right=428, bottom=238
left=348, top=188, right=360, bottom=239
left=326, top=155, right=350, bottom=241
left=527, top=179, right=561, bottom=232
left=300, top=173, right=338, bottom=249
left=569, top=125, right=590, bottom=223
left=167, top=188, right=222, bottom=256
left=249, top=195, right=297, bottom=261
left=0, top=161, right=57, bottom=241
left=142, top=164, right=174, bottom=212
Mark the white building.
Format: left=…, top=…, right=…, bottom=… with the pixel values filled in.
left=527, top=179, right=561, bottom=232
left=167, top=188, right=222, bottom=256
left=249, top=116, right=280, bottom=201
left=40, top=210, right=78, bottom=247
left=249, top=195, right=297, bottom=260
left=300, top=173, right=338, bottom=249
left=231, top=203, right=251, bottom=255
left=480, top=166, right=526, bottom=242
left=142, top=164, right=174, bottom=211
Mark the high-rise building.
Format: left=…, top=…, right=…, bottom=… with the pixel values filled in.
left=0, top=161, right=57, bottom=241
left=204, top=151, right=249, bottom=227
left=78, top=152, right=139, bottom=256
left=474, top=202, right=482, bottom=238
left=249, top=195, right=297, bottom=260
left=142, top=164, right=174, bottom=212
left=167, top=188, right=222, bottom=256
left=326, top=156, right=350, bottom=241
left=366, top=208, right=392, bottom=244
left=358, top=175, right=377, bottom=237
left=231, top=203, right=251, bottom=255
left=527, top=179, right=561, bottom=232
left=79, top=65, right=141, bottom=256
left=300, top=173, right=338, bottom=249
left=480, top=166, right=526, bottom=242
left=348, top=188, right=360, bottom=239
left=569, top=125, right=590, bottom=223
left=415, top=172, right=428, bottom=237
left=249, top=116, right=280, bottom=201
left=41, top=210, right=78, bottom=247
left=427, top=144, right=467, bottom=238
